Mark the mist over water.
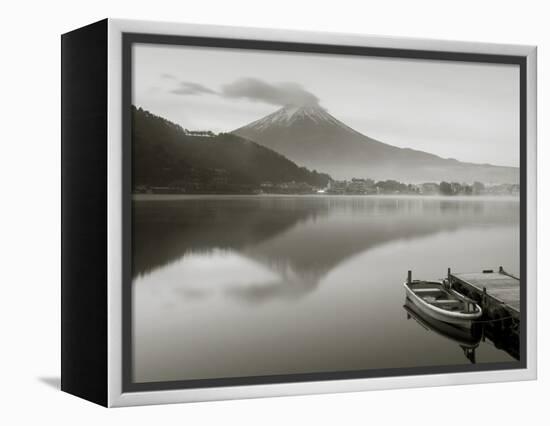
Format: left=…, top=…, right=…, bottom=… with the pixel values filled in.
left=132, top=195, right=520, bottom=383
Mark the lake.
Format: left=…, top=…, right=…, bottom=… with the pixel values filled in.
left=132, top=195, right=520, bottom=383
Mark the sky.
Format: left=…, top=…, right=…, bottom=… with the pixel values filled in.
left=133, top=43, right=520, bottom=167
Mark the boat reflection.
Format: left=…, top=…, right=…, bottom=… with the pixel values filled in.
left=404, top=297, right=482, bottom=363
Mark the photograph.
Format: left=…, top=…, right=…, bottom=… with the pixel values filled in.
left=127, top=40, right=522, bottom=388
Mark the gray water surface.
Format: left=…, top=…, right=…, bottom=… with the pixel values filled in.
left=132, top=195, right=520, bottom=383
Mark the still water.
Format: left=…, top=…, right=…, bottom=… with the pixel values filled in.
left=132, top=195, right=520, bottom=383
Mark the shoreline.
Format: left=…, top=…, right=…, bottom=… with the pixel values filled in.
left=132, top=193, right=520, bottom=202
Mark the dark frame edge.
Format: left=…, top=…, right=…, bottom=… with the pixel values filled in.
left=61, top=18, right=109, bottom=407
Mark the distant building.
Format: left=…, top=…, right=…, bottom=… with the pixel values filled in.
left=271, top=181, right=315, bottom=194
left=409, top=184, right=421, bottom=193
left=328, top=180, right=348, bottom=194
left=184, top=130, right=216, bottom=137
left=348, top=178, right=375, bottom=194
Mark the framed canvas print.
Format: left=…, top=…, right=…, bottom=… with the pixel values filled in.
left=61, top=19, right=537, bottom=407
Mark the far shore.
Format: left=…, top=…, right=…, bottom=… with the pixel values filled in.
left=132, top=193, right=520, bottom=202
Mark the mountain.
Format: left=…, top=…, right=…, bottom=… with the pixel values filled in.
left=131, top=106, right=331, bottom=190
left=233, top=105, right=519, bottom=183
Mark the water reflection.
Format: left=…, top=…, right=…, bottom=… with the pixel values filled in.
left=132, top=196, right=329, bottom=277
left=132, top=195, right=520, bottom=383
left=133, top=195, right=518, bottom=304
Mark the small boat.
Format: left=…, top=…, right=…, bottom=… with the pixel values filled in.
left=404, top=279, right=482, bottom=328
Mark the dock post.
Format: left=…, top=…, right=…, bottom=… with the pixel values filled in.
left=499, top=266, right=504, bottom=273
left=482, top=287, right=487, bottom=310
left=407, top=270, right=412, bottom=285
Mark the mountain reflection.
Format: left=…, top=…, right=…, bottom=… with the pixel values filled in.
left=133, top=195, right=518, bottom=303
left=132, top=196, right=329, bottom=277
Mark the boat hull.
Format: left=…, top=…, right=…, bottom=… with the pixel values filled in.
left=404, top=281, right=482, bottom=329
left=404, top=300, right=482, bottom=347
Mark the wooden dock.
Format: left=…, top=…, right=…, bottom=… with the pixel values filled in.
left=448, top=267, right=520, bottom=319
left=405, top=267, right=520, bottom=359
left=447, top=267, right=520, bottom=359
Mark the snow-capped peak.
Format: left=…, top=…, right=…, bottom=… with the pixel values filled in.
left=238, top=105, right=358, bottom=133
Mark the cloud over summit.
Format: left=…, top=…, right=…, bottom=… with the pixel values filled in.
left=221, top=78, right=319, bottom=107
left=169, top=77, right=319, bottom=107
